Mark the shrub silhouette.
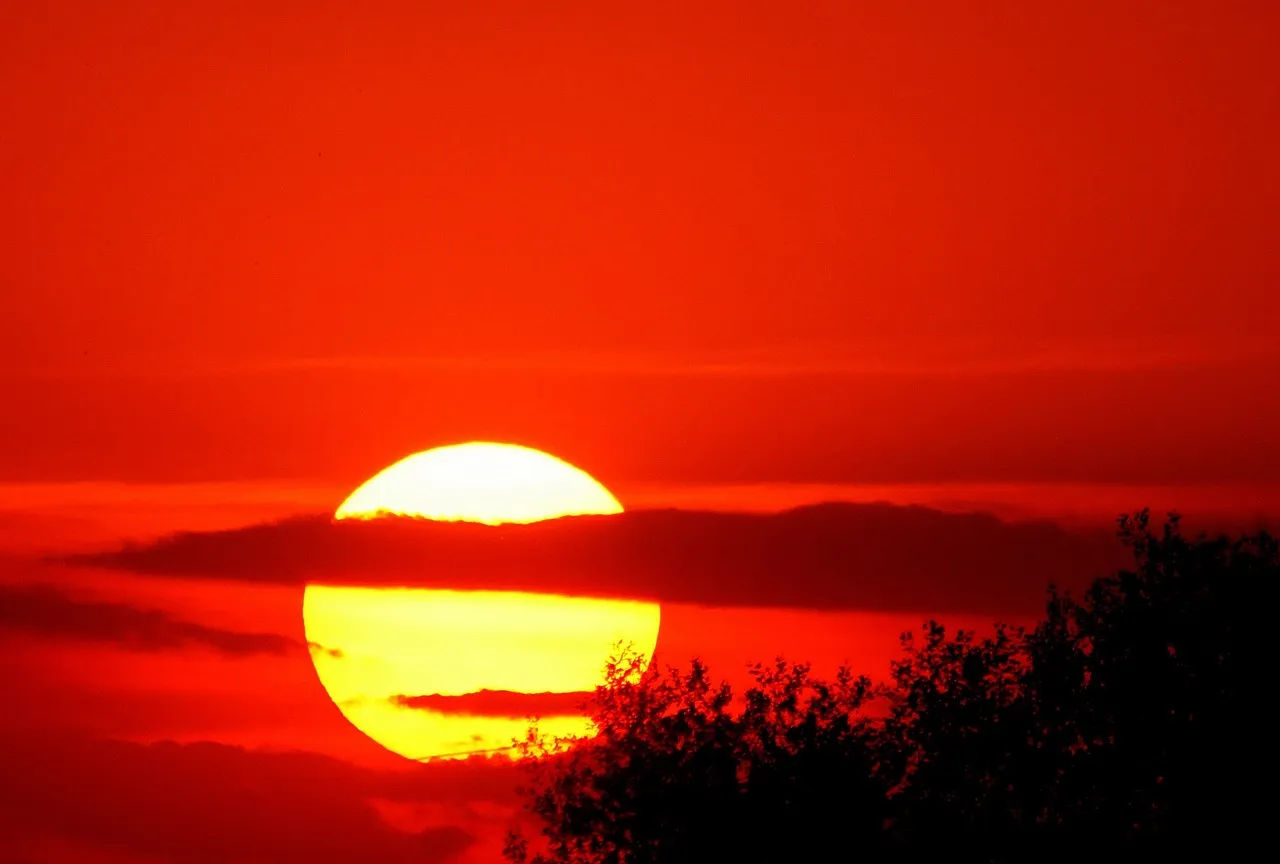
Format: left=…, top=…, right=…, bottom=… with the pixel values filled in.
left=505, top=512, right=1273, bottom=862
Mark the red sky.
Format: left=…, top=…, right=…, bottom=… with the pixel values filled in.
left=2, top=2, right=1278, bottom=862
left=3, top=0, right=1277, bottom=491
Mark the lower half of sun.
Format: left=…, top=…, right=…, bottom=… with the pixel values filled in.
left=301, top=442, right=661, bottom=761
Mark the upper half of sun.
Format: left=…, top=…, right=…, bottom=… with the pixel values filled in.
left=334, top=442, right=623, bottom=525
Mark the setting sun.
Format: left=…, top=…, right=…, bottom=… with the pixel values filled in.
left=305, top=442, right=660, bottom=760
left=334, top=442, right=624, bottom=524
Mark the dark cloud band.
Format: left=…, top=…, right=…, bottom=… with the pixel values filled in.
left=0, top=583, right=299, bottom=657
left=67, top=503, right=1127, bottom=616
left=392, top=689, right=594, bottom=719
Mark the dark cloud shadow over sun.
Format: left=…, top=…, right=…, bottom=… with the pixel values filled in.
left=391, top=690, right=595, bottom=720
left=68, top=503, right=1128, bottom=617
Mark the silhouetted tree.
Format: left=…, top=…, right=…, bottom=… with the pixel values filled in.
left=1018, top=511, right=1270, bottom=842
left=505, top=653, right=889, bottom=864
left=505, top=512, right=1274, bottom=862
left=876, top=620, right=1043, bottom=848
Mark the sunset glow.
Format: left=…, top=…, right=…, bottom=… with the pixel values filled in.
left=6, top=2, right=1276, bottom=858
left=307, top=442, right=659, bottom=760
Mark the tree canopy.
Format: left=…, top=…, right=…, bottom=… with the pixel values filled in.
left=505, top=512, right=1272, bottom=862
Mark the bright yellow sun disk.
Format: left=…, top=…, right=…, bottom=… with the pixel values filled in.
left=334, top=442, right=623, bottom=524
left=304, top=587, right=660, bottom=760
left=306, top=442, right=658, bottom=762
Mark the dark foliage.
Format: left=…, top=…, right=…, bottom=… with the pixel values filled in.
left=504, top=512, right=1272, bottom=862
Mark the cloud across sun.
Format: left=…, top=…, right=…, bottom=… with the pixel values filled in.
left=305, top=443, right=659, bottom=760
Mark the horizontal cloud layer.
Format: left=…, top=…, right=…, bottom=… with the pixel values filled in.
left=0, top=582, right=304, bottom=657
left=70, top=503, right=1128, bottom=615
left=392, top=690, right=595, bottom=719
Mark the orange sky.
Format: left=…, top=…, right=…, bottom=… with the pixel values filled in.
left=2, top=2, right=1278, bottom=863
left=3, top=0, right=1277, bottom=491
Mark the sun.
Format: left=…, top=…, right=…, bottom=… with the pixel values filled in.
left=304, top=442, right=660, bottom=761
left=334, top=441, right=624, bottom=524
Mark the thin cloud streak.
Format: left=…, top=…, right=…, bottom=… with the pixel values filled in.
left=392, top=690, right=594, bottom=719
left=0, top=583, right=303, bottom=657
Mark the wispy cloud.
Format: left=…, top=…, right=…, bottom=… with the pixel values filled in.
left=0, top=583, right=303, bottom=657
left=391, top=690, right=593, bottom=719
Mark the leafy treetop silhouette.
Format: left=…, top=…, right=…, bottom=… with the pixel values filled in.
left=503, top=511, right=1272, bottom=863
